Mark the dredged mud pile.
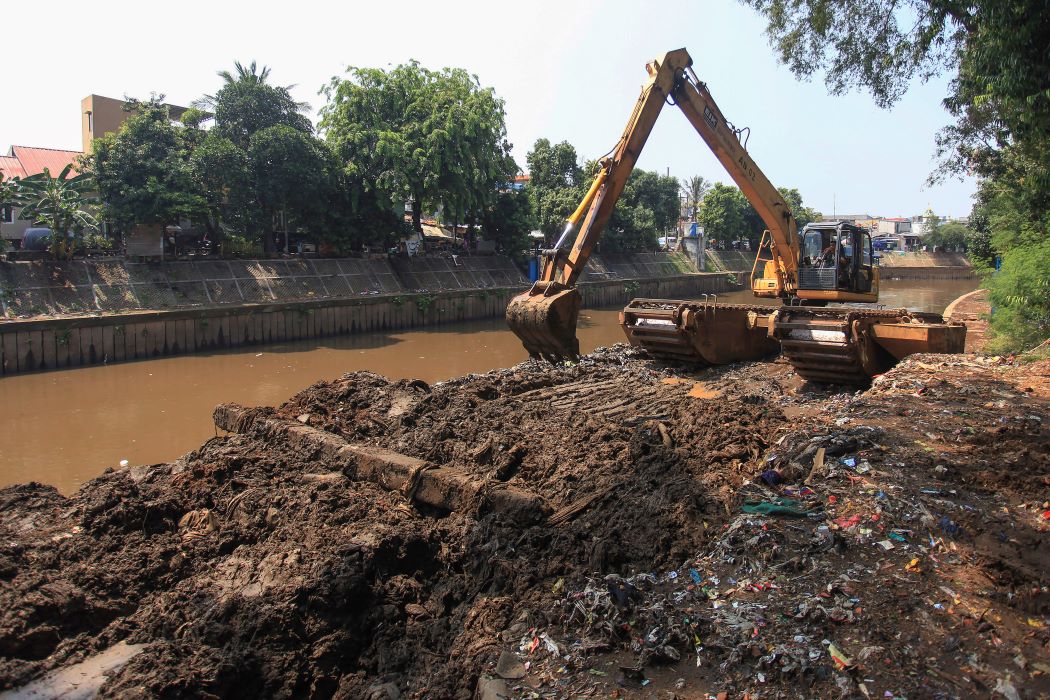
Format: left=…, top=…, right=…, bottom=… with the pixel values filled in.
left=0, top=346, right=1047, bottom=699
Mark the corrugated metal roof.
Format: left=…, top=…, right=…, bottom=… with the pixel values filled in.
left=0, top=155, right=26, bottom=180
left=9, top=145, right=82, bottom=178
left=421, top=224, right=454, bottom=239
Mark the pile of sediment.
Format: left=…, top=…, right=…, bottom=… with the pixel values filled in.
left=1, top=347, right=1047, bottom=699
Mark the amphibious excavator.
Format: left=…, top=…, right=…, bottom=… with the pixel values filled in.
left=506, top=48, right=965, bottom=384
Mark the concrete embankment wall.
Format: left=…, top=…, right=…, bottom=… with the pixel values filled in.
left=0, top=253, right=733, bottom=375
left=704, top=249, right=976, bottom=280
left=704, top=251, right=754, bottom=274
left=875, top=252, right=976, bottom=280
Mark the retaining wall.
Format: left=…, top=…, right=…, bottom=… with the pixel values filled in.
left=876, top=252, right=976, bottom=280
left=704, top=249, right=976, bottom=280
left=704, top=250, right=754, bottom=273
left=0, top=271, right=734, bottom=376
left=0, top=256, right=527, bottom=319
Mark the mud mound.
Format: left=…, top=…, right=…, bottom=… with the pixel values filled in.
left=0, top=348, right=786, bottom=698
left=1, top=348, right=1046, bottom=699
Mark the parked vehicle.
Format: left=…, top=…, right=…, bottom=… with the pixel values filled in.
left=21, top=227, right=74, bottom=252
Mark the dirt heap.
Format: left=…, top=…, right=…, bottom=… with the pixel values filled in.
left=0, top=347, right=1047, bottom=699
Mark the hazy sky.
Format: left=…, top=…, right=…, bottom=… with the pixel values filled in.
left=2, top=0, right=976, bottom=218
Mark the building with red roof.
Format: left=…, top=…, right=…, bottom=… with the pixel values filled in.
left=1, top=146, right=84, bottom=246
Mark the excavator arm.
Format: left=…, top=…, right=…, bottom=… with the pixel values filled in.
left=508, top=48, right=800, bottom=360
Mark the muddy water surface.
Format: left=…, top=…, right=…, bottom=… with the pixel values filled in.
left=1, top=279, right=978, bottom=493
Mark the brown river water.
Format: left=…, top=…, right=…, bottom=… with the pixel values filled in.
left=1, top=279, right=978, bottom=493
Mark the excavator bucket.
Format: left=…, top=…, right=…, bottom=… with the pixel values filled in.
left=506, top=283, right=582, bottom=361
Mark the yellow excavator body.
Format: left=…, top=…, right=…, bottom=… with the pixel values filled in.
left=507, top=48, right=965, bottom=384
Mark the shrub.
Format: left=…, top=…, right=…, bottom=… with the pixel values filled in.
left=986, top=238, right=1050, bottom=353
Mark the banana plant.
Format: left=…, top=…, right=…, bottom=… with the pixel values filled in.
left=15, top=164, right=99, bottom=259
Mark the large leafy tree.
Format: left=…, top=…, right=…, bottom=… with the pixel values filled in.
left=89, top=98, right=203, bottom=234
left=187, top=131, right=251, bottom=243
left=321, top=61, right=515, bottom=233
left=697, top=183, right=749, bottom=249
left=604, top=169, right=680, bottom=252
left=248, top=125, right=333, bottom=253
left=14, top=165, right=98, bottom=258
left=741, top=0, right=1050, bottom=190
left=525, top=139, right=676, bottom=251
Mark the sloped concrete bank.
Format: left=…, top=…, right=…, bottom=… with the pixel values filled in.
left=0, top=269, right=734, bottom=375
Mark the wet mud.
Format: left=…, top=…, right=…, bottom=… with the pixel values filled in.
left=1, top=346, right=1047, bottom=699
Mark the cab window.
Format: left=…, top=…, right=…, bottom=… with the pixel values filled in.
left=802, top=230, right=823, bottom=265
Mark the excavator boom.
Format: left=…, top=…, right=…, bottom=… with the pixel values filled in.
left=507, top=48, right=965, bottom=382
left=508, top=49, right=800, bottom=359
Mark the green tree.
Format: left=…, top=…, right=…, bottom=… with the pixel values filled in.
left=89, top=98, right=203, bottom=234
left=525, top=139, right=585, bottom=242
left=201, top=61, right=312, bottom=150
left=481, top=190, right=536, bottom=259
left=604, top=169, right=680, bottom=252
left=680, top=175, right=710, bottom=220
left=187, top=131, right=251, bottom=244
left=920, top=208, right=941, bottom=238
left=740, top=0, right=1050, bottom=188
left=931, top=221, right=969, bottom=251
left=528, top=138, right=583, bottom=191
left=249, top=125, right=334, bottom=253
left=0, top=175, right=17, bottom=252
left=14, top=165, right=98, bottom=258
left=697, top=183, right=749, bottom=248
left=321, top=61, right=515, bottom=233
left=626, top=170, right=680, bottom=233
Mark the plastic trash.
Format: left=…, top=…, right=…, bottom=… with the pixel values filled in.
left=741, top=498, right=811, bottom=517
left=759, top=469, right=783, bottom=486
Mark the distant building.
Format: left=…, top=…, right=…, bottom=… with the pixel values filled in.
left=506, top=174, right=530, bottom=192
left=877, top=217, right=912, bottom=235
left=80, top=94, right=193, bottom=153
left=2, top=94, right=196, bottom=248
left=1, top=146, right=83, bottom=246
left=818, top=213, right=872, bottom=224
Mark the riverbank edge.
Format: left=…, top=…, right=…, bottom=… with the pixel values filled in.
left=0, top=272, right=737, bottom=376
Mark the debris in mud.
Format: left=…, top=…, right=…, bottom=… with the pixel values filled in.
left=0, top=346, right=1047, bottom=699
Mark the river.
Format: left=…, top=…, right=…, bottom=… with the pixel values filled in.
left=1, top=278, right=978, bottom=493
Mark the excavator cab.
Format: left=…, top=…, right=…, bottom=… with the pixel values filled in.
left=795, top=222, right=879, bottom=304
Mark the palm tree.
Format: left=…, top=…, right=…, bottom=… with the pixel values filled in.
left=219, top=60, right=272, bottom=86
left=680, top=175, right=710, bottom=220
left=195, top=61, right=310, bottom=113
